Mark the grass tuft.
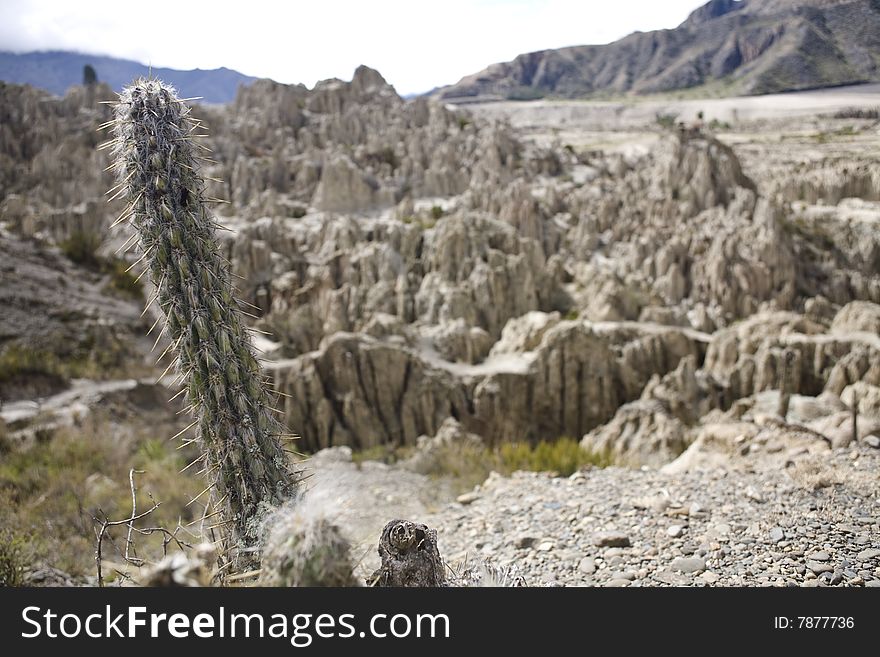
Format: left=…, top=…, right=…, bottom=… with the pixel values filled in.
left=60, top=230, right=102, bottom=268
left=0, top=412, right=202, bottom=579
left=361, top=437, right=612, bottom=492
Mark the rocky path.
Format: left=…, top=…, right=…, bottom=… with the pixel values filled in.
left=307, top=442, right=880, bottom=587
left=1, top=378, right=141, bottom=426
left=430, top=443, right=880, bottom=587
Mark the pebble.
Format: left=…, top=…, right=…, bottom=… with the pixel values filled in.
left=415, top=442, right=880, bottom=588
left=610, top=570, right=637, bottom=581
left=515, top=536, right=539, bottom=549
left=653, top=570, right=690, bottom=586
left=578, top=557, right=596, bottom=574
left=456, top=492, right=481, bottom=505
left=593, top=532, right=631, bottom=548
left=671, top=557, right=707, bottom=574
left=667, top=524, right=685, bottom=538
left=745, top=486, right=764, bottom=502
left=864, top=435, right=880, bottom=449
left=806, top=561, right=833, bottom=574
left=700, top=571, right=720, bottom=584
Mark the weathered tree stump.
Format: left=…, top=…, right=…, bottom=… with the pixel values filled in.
left=368, top=519, right=447, bottom=587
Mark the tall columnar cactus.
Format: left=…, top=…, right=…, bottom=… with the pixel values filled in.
left=107, top=79, right=299, bottom=565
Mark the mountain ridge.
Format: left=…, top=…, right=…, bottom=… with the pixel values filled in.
left=433, top=0, right=880, bottom=101
left=0, top=50, right=257, bottom=103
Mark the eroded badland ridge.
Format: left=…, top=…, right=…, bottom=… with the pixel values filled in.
left=1, top=63, right=879, bottom=586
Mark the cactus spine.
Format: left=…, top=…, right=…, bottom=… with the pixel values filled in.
left=108, top=79, right=299, bottom=565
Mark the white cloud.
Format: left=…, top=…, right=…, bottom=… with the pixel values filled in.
left=0, top=0, right=703, bottom=94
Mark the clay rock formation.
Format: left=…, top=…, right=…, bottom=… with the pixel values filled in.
left=0, top=82, right=115, bottom=237
left=0, top=232, right=146, bottom=401
left=3, top=61, right=880, bottom=471
left=238, top=211, right=562, bottom=357
left=582, top=303, right=880, bottom=467
left=580, top=353, right=728, bottom=466
left=402, top=417, right=485, bottom=474
left=420, top=320, right=492, bottom=364
left=489, top=311, right=561, bottom=355
left=311, top=154, right=389, bottom=212
left=703, top=310, right=880, bottom=400
left=229, top=112, right=879, bottom=460
left=661, top=133, right=756, bottom=215
left=474, top=320, right=706, bottom=444
left=581, top=401, right=688, bottom=468
left=831, top=300, right=880, bottom=335
left=659, top=417, right=831, bottom=476
left=270, top=318, right=706, bottom=452
left=269, top=333, right=472, bottom=451
left=207, top=65, right=538, bottom=221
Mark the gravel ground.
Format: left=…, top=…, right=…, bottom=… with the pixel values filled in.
left=425, top=444, right=880, bottom=587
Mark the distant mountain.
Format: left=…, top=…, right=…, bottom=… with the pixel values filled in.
left=434, top=0, right=880, bottom=101
left=0, top=50, right=257, bottom=103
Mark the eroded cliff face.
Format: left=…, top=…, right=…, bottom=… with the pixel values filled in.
left=433, top=0, right=880, bottom=100
left=3, top=68, right=879, bottom=463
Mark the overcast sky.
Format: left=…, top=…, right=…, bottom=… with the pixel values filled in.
left=0, top=0, right=704, bottom=94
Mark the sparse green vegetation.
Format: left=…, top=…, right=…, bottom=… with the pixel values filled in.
left=430, top=205, right=444, bottom=221
left=103, top=258, right=144, bottom=300
left=59, top=229, right=144, bottom=300
left=832, top=107, right=879, bottom=120
left=708, top=118, right=732, bottom=131
left=0, top=528, right=30, bottom=587
left=0, top=345, right=71, bottom=393
left=0, top=412, right=203, bottom=579
left=60, top=229, right=102, bottom=268
left=0, top=333, right=136, bottom=401
left=782, top=215, right=837, bottom=251
left=0, top=422, right=10, bottom=455
left=506, top=87, right=545, bottom=101
left=400, top=212, right=439, bottom=230
left=359, top=437, right=612, bottom=492
left=367, top=146, right=399, bottom=170
left=351, top=444, right=413, bottom=466
left=812, top=125, right=859, bottom=143
left=655, top=112, right=679, bottom=130
left=498, top=438, right=611, bottom=475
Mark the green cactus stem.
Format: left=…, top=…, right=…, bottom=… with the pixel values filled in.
left=107, top=79, right=299, bottom=566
